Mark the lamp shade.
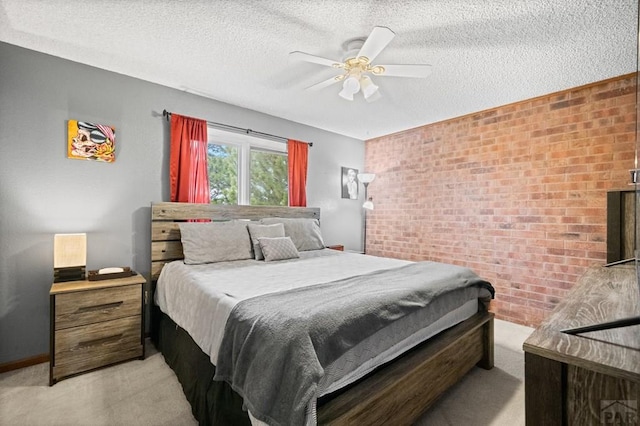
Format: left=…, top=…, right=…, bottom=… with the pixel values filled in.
left=339, top=76, right=360, bottom=100
left=357, top=173, right=376, bottom=184
left=343, top=76, right=360, bottom=94
left=338, top=88, right=354, bottom=101
left=365, top=90, right=382, bottom=103
left=360, top=75, right=379, bottom=99
left=363, top=199, right=374, bottom=210
left=54, top=233, right=86, bottom=268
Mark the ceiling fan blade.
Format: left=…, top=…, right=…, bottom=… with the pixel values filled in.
left=290, top=51, right=342, bottom=68
left=373, top=64, right=432, bottom=78
left=356, top=26, right=395, bottom=62
left=306, top=75, right=343, bottom=91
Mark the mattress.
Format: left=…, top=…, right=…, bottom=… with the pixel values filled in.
left=155, top=249, right=410, bottom=364
left=155, top=248, right=485, bottom=408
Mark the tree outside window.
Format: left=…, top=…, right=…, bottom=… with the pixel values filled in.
left=250, top=149, right=288, bottom=206
left=208, top=143, right=238, bottom=205
left=207, top=130, right=288, bottom=206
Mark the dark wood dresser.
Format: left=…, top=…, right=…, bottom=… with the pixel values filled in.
left=523, top=265, right=640, bottom=425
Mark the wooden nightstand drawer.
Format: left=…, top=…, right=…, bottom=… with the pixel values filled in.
left=50, top=274, right=146, bottom=385
left=53, top=315, right=142, bottom=379
left=55, top=285, right=141, bottom=330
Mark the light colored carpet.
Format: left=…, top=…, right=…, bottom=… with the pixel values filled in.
left=415, top=319, right=531, bottom=426
left=0, top=319, right=532, bottom=426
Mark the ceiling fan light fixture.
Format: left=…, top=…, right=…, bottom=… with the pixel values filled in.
left=360, top=75, right=379, bottom=99
left=344, top=76, right=361, bottom=93
left=338, top=88, right=354, bottom=101
left=365, top=90, right=382, bottom=103
left=292, top=26, right=432, bottom=102
left=339, top=76, right=360, bottom=100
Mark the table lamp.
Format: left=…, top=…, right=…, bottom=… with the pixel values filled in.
left=54, top=233, right=87, bottom=282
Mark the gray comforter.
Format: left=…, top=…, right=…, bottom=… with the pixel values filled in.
left=213, top=261, right=494, bottom=426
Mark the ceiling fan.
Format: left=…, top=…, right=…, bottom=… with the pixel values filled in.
left=290, top=26, right=432, bottom=102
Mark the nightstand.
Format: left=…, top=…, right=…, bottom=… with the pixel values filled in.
left=49, top=273, right=146, bottom=385
left=326, top=245, right=344, bottom=251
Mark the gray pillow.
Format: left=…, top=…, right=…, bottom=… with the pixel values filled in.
left=179, top=221, right=252, bottom=264
left=258, top=237, right=300, bottom=262
left=247, top=223, right=285, bottom=260
left=260, top=217, right=324, bottom=251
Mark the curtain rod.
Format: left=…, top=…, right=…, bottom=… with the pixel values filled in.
left=162, top=110, right=312, bottom=147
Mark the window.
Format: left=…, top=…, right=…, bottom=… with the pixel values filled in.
left=207, top=127, right=288, bottom=206
left=250, top=148, right=288, bottom=206
left=208, top=143, right=238, bottom=204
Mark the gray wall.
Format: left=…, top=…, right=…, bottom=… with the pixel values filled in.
left=0, top=42, right=365, bottom=364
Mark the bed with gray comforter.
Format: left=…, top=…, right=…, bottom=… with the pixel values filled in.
left=214, top=260, right=494, bottom=426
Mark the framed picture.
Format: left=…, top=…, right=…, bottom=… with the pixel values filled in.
left=341, top=167, right=359, bottom=199
left=67, top=120, right=116, bottom=162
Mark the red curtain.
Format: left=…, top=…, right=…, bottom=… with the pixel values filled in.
left=288, top=139, right=308, bottom=207
left=169, top=114, right=210, bottom=203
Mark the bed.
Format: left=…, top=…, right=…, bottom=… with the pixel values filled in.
left=150, top=202, right=495, bottom=426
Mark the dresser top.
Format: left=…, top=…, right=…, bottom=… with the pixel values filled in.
left=523, top=264, right=640, bottom=382
left=50, top=273, right=146, bottom=294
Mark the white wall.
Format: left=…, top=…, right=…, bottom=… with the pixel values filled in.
left=0, top=42, right=365, bottom=364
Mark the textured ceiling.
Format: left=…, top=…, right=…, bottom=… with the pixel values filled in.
left=0, top=0, right=636, bottom=140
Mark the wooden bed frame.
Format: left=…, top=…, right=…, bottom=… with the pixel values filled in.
left=150, top=201, right=494, bottom=425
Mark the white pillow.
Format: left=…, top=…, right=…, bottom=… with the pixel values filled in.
left=179, top=221, right=252, bottom=264
left=247, top=223, right=285, bottom=260
left=258, top=237, right=300, bottom=262
left=260, top=217, right=324, bottom=251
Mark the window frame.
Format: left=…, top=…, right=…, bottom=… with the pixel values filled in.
left=207, top=127, right=287, bottom=206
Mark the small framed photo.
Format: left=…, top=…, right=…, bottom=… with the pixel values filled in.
left=341, top=167, right=359, bottom=199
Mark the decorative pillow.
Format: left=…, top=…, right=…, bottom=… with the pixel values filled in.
left=260, top=217, right=325, bottom=251
left=247, top=223, right=285, bottom=260
left=258, top=237, right=300, bottom=262
left=179, top=221, right=252, bottom=264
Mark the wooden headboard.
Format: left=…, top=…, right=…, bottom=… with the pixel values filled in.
left=150, top=202, right=321, bottom=281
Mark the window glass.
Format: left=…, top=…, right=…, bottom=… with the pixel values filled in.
left=250, top=149, right=288, bottom=206
left=207, top=143, right=238, bottom=205
left=207, top=127, right=288, bottom=206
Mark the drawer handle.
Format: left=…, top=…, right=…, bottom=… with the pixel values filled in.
left=77, top=301, right=123, bottom=313
left=78, top=333, right=123, bottom=348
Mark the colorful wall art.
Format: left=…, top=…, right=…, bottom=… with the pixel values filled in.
left=67, top=120, right=116, bottom=162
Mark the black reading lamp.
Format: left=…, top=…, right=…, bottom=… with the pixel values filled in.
left=358, top=173, right=375, bottom=254
left=562, top=169, right=640, bottom=334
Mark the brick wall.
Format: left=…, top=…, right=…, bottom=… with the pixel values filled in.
left=364, top=74, right=636, bottom=327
